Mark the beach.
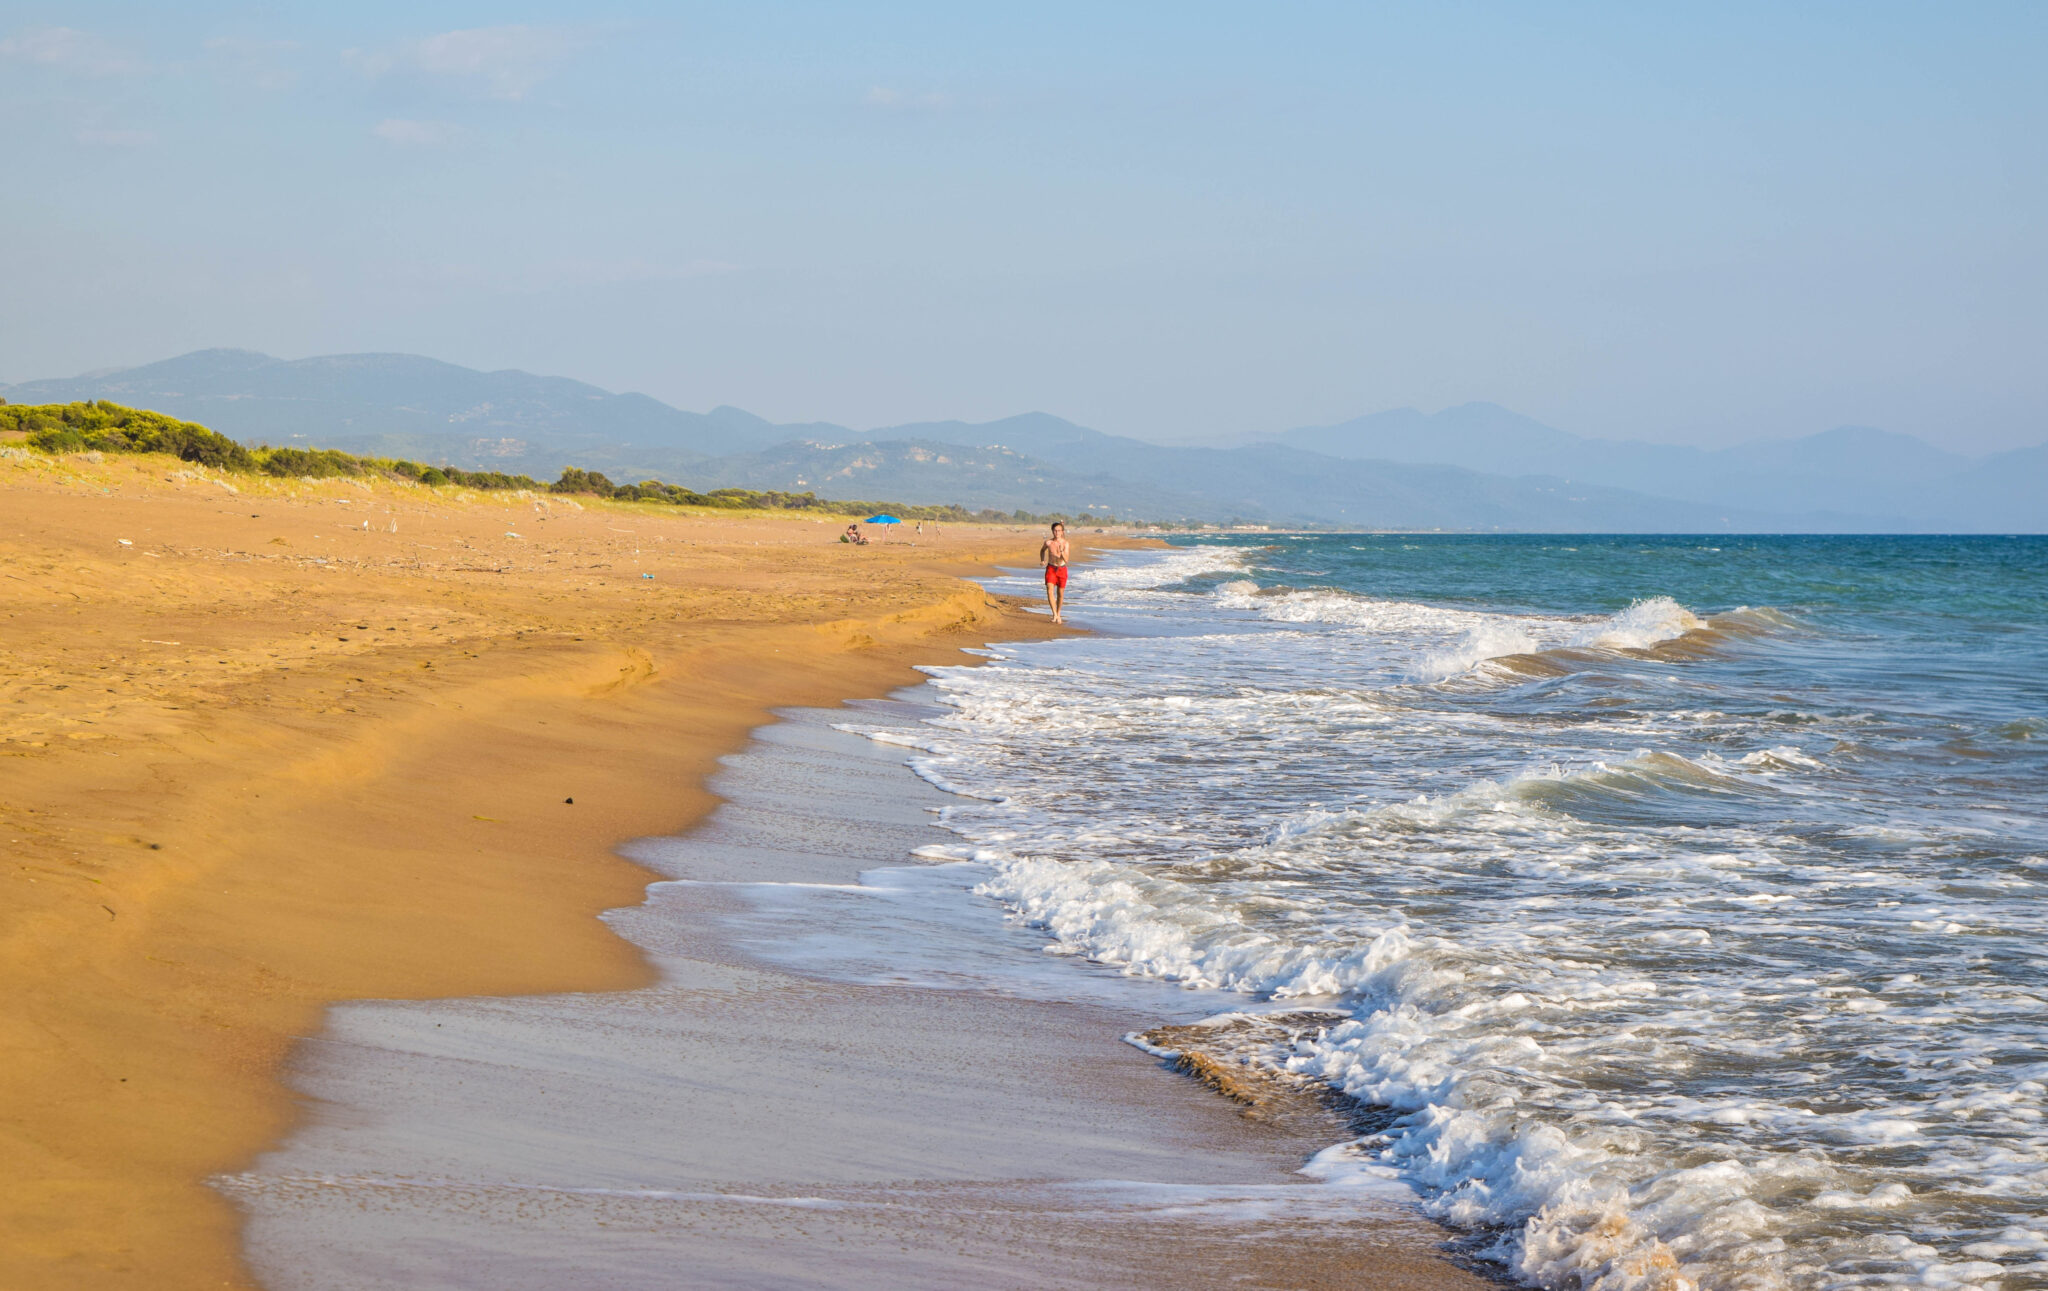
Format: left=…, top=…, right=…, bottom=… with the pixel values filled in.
left=15, top=451, right=2038, bottom=1291
left=0, top=448, right=1058, bottom=1286
left=1, top=449, right=1484, bottom=1289
left=223, top=701, right=1488, bottom=1291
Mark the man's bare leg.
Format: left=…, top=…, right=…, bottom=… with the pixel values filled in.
left=1045, top=580, right=1062, bottom=623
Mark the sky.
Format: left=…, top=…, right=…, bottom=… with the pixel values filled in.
left=2, top=3, right=2044, bottom=452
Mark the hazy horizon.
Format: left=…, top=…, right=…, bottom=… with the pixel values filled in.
left=3, top=4, right=2043, bottom=453
left=7, top=343, right=2037, bottom=461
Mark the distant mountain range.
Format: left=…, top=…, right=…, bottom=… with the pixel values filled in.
left=6, top=350, right=2041, bottom=531
left=1268, top=403, right=2047, bottom=532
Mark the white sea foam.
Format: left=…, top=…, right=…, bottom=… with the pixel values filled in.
left=1415, top=596, right=1704, bottom=682
left=1077, top=544, right=1249, bottom=594
left=841, top=544, right=2048, bottom=1291
left=1208, top=579, right=1703, bottom=682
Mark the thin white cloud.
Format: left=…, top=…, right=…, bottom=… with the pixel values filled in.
left=75, top=128, right=155, bottom=149
left=204, top=36, right=301, bottom=91
left=371, top=118, right=471, bottom=148
left=385, top=257, right=741, bottom=293
left=346, top=25, right=583, bottom=101
left=0, top=26, right=134, bottom=75
left=865, top=86, right=952, bottom=111
left=543, top=258, right=741, bottom=288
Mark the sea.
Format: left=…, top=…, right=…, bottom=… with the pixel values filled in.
left=842, top=534, right=2048, bottom=1291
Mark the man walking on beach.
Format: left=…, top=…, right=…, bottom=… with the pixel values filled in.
left=1040, top=521, right=1070, bottom=623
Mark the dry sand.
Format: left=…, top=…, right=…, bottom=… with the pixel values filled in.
left=0, top=446, right=1070, bottom=1288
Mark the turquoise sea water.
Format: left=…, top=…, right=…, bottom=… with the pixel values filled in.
left=892, top=534, right=2048, bottom=1290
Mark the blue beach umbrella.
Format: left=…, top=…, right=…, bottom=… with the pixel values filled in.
left=863, top=514, right=901, bottom=524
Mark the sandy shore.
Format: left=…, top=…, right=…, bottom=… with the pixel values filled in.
left=226, top=702, right=1493, bottom=1290
left=2, top=443, right=1486, bottom=1290
left=0, top=446, right=1074, bottom=1288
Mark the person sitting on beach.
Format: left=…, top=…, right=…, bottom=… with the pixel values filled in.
left=841, top=524, right=868, bottom=545
left=1040, top=521, right=1070, bottom=623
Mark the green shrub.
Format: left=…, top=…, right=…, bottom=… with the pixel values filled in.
left=2, top=401, right=252, bottom=469
left=2, top=400, right=1130, bottom=522
left=551, top=467, right=615, bottom=495
left=257, top=446, right=367, bottom=478
left=444, top=467, right=541, bottom=490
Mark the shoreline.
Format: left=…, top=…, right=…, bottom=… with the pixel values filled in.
left=225, top=694, right=1492, bottom=1290
left=0, top=449, right=1094, bottom=1288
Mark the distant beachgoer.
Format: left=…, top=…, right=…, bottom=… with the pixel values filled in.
left=1040, top=521, right=1070, bottom=623
left=842, top=524, right=868, bottom=545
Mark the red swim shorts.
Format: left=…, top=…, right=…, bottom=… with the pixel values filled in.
left=1044, top=565, right=1069, bottom=588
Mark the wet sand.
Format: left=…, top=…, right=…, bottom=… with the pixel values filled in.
left=226, top=702, right=1495, bottom=1289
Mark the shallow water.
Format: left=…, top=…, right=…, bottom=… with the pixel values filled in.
left=222, top=706, right=1467, bottom=1290
left=851, top=535, right=2048, bottom=1291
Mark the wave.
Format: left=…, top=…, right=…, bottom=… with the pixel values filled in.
left=1437, top=600, right=1796, bottom=682
left=1209, top=581, right=1718, bottom=682
left=1079, top=545, right=1248, bottom=593
left=1235, top=748, right=1827, bottom=854
left=972, top=832, right=1796, bottom=1287
left=915, top=542, right=2030, bottom=1291
left=1706, top=605, right=1799, bottom=636
left=965, top=743, right=1851, bottom=1290
left=1644, top=606, right=1800, bottom=662
left=1419, top=598, right=1706, bottom=682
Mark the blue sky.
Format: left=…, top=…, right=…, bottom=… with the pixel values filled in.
left=2, top=3, right=2043, bottom=450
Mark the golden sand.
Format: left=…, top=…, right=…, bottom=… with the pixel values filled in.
left=0, top=445, right=1084, bottom=1289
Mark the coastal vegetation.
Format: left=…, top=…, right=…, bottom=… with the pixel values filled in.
left=0, top=400, right=1114, bottom=525
left=3, top=399, right=253, bottom=469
